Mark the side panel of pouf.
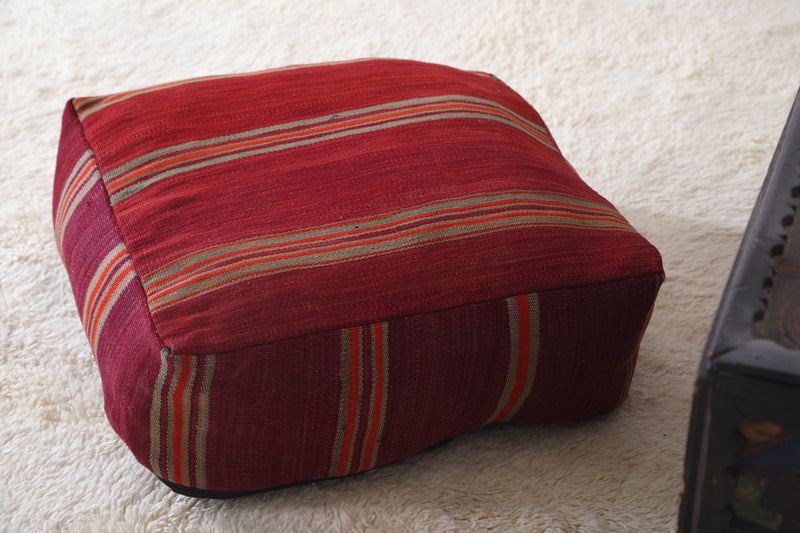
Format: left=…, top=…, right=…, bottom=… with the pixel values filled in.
left=54, top=102, right=163, bottom=475
left=166, top=273, right=662, bottom=494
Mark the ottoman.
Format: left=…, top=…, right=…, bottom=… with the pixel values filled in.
left=53, top=58, right=664, bottom=497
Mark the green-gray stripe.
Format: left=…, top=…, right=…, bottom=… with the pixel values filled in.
left=506, top=293, right=539, bottom=421
left=194, top=355, right=216, bottom=490
left=103, top=94, right=547, bottom=183
left=150, top=211, right=633, bottom=312
left=486, top=296, right=521, bottom=424
left=89, top=267, right=135, bottom=354
left=81, top=243, right=126, bottom=323
left=180, top=357, right=197, bottom=484
left=329, top=330, right=353, bottom=477
left=57, top=165, right=99, bottom=252
left=143, top=191, right=626, bottom=290
left=149, top=349, right=170, bottom=478
left=144, top=191, right=627, bottom=290
left=165, top=354, right=180, bottom=482
left=108, top=107, right=555, bottom=205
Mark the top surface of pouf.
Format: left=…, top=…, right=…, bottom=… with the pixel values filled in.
left=54, top=58, right=663, bottom=496
left=62, top=58, right=661, bottom=355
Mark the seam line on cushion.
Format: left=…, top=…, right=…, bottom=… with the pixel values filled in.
left=69, top=98, right=171, bottom=352
left=177, top=271, right=665, bottom=359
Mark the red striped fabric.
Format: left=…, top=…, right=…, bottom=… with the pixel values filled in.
left=328, top=322, right=390, bottom=477
left=487, top=294, right=539, bottom=423
left=54, top=59, right=663, bottom=495
left=148, top=350, right=216, bottom=489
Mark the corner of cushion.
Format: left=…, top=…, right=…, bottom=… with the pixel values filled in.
left=101, top=194, right=172, bottom=354
left=66, top=100, right=172, bottom=353
left=65, top=97, right=88, bottom=139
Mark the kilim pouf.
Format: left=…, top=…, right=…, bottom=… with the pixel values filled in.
left=53, top=58, right=664, bottom=498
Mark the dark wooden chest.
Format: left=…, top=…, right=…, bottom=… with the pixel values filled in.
left=679, top=88, right=800, bottom=533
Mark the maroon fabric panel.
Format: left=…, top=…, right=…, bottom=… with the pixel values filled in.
left=96, top=282, right=163, bottom=469
left=196, top=275, right=661, bottom=493
left=202, top=331, right=342, bottom=492
left=517, top=273, right=663, bottom=422
left=198, top=298, right=515, bottom=493
left=54, top=103, right=163, bottom=474
left=377, top=297, right=513, bottom=461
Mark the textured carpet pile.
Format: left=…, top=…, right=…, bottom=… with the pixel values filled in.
left=2, top=1, right=799, bottom=531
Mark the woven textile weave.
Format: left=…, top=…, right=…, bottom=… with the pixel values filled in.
left=53, top=58, right=664, bottom=496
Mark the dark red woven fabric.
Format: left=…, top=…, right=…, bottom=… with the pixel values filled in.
left=54, top=59, right=664, bottom=495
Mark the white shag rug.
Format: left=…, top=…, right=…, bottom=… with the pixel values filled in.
left=2, top=1, right=799, bottom=531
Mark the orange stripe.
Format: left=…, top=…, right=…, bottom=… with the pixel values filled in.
left=73, top=96, right=101, bottom=112
left=171, top=357, right=192, bottom=485
left=336, top=328, right=361, bottom=477
left=57, top=159, right=97, bottom=235
left=83, top=248, right=127, bottom=323
left=107, top=102, right=465, bottom=193
left=361, top=323, right=385, bottom=469
left=145, top=197, right=625, bottom=293
left=151, top=218, right=629, bottom=313
left=150, top=218, right=626, bottom=313
left=88, top=263, right=134, bottom=348
left=107, top=101, right=549, bottom=195
left=143, top=190, right=619, bottom=282
left=148, top=210, right=629, bottom=307
left=493, top=295, right=531, bottom=422
left=144, top=194, right=482, bottom=280
left=82, top=93, right=130, bottom=115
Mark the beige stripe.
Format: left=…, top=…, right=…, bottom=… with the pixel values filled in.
left=88, top=267, right=135, bottom=354
left=56, top=165, right=100, bottom=252
left=165, top=354, right=180, bottom=482
left=504, top=293, right=540, bottom=420
left=358, top=326, right=379, bottom=472
left=81, top=243, right=127, bottom=323
left=55, top=151, right=93, bottom=248
left=56, top=156, right=94, bottom=220
left=180, top=357, right=198, bottom=483
left=143, top=191, right=624, bottom=289
left=55, top=150, right=92, bottom=213
left=343, top=328, right=363, bottom=475
left=73, top=96, right=104, bottom=113
left=82, top=247, right=136, bottom=355
left=367, top=322, right=389, bottom=470
left=149, top=211, right=632, bottom=312
left=486, top=297, right=521, bottom=424
left=329, top=329, right=353, bottom=477
left=84, top=257, right=126, bottom=331
left=104, top=94, right=546, bottom=184
left=109, top=108, right=555, bottom=205
left=194, top=355, right=216, bottom=490
left=76, top=59, right=379, bottom=119
left=149, top=348, right=170, bottom=478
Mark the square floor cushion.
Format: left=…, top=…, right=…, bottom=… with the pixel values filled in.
left=53, top=58, right=664, bottom=497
